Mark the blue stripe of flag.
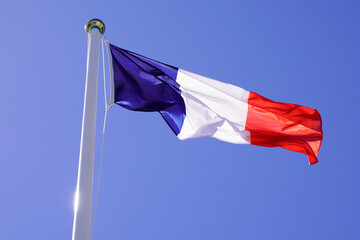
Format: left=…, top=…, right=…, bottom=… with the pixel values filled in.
left=109, top=44, right=186, bottom=135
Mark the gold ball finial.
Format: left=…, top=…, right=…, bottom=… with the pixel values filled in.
left=85, top=19, right=105, bottom=35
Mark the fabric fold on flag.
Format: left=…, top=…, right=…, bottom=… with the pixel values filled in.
left=108, top=43, right=323, bottom=165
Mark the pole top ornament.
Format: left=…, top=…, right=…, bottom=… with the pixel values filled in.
left=85, top=19, right=105, bottom=35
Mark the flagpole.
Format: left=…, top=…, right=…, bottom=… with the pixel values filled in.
left=72, top=19, right=105, bottom=240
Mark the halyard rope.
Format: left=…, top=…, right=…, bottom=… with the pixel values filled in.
left=91, top=37, right=110, bottom=239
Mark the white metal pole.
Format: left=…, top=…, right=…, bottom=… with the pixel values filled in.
left=72, top=19, right=105, bottom=240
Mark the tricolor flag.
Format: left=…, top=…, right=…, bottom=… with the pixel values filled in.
left=107, top=43, right=323, bottom=165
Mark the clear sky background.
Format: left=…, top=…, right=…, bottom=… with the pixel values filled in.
left=1, top=0, right=360, bottom=239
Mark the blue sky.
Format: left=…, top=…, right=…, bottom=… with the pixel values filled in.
left=1, top=0, right=360, bottom=239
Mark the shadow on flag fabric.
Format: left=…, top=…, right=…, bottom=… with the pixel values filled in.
left=107, top=43, right=323, bottom=165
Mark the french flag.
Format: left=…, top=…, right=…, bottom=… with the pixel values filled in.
left=108, top=44, right=323, bottom=165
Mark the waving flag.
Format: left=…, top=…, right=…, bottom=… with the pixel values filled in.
left=108, top=43, right=323, bottom=165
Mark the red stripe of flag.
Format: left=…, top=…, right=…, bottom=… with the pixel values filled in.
left=245, top=92, right=323, bottom=165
